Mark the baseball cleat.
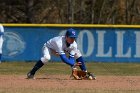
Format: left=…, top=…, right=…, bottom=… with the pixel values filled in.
left=87, top=72, right=96, bottom=80
left=27, top=72, right=35, bottom=79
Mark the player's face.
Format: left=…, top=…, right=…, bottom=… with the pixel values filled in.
left=66, top=37, right=75, bottom=44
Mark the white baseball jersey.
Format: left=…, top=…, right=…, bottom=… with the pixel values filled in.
left=0, top=24, right=4, bottom=53
left=0, top=24, right=4, bottom=33
left=46, top=36, right=77, bottom=55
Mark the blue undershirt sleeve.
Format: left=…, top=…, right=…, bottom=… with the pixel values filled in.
left=60, top=54, right=75, bottom=67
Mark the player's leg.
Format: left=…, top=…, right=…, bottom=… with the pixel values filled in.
left=75, top=50, right=87, bottom=72
left=27, top=46, right=51, bottom=79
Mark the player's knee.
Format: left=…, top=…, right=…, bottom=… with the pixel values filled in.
left=41, top=55, right=50, bottom=64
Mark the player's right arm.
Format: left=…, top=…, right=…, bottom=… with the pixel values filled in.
left=60, top=53, right=75, bottom=67
left=47, top=36, right=75, bottom=67
left=57, top=41, right=75, bottom=67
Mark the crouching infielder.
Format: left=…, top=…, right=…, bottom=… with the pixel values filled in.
left=27, top=28, right=95, bottom=80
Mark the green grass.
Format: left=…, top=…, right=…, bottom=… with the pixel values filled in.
left=0, top=62, right=140, bottom=76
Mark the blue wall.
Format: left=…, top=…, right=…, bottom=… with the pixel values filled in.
left=3, top=27, right=140, bottom=62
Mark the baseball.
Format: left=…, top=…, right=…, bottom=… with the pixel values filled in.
left=88, top=76, right=93, bottom=80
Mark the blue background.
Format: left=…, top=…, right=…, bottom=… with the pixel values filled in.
left=2, top=27, right=140, bottom=62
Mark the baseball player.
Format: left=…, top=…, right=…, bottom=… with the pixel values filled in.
left=27, top=28, right=87, bottom=79
left=0, top=24, right=4, bottom=63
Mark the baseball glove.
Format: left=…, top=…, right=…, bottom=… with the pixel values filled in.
left=70, top=68, right=96, bottom=80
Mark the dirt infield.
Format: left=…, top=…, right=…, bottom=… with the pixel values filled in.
left=0, top=75, right=140, bottom=91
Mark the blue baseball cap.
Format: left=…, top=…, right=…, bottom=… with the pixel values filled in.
left=65, top=28, right=77, bottom=38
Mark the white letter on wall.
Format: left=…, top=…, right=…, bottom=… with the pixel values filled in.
left=115, top=31, right=131, bottom=57
left=134, top=31, right=140, bottom=57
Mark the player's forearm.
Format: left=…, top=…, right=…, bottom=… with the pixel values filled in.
left=60, top=54, right=75, bottom=67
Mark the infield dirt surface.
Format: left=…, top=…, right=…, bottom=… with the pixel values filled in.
left=0, top=75, right=140, bottom=90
